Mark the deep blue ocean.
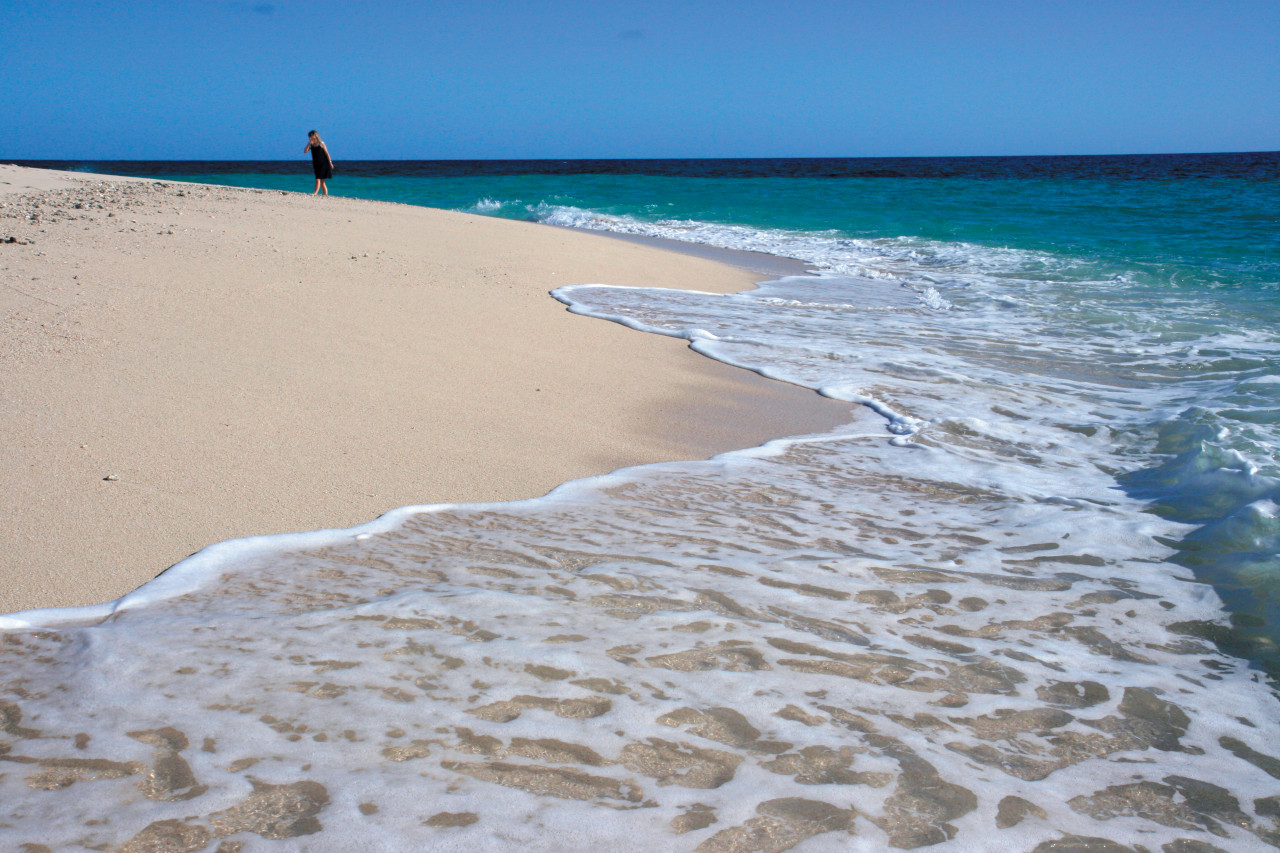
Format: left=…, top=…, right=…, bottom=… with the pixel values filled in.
left=6, top=153, right=1280, bottom=850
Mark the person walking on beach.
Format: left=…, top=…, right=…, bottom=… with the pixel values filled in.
left=304, top=130, right=334, bottom=195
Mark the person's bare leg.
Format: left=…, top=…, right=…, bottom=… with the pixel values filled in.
left=313, top=179, right=321, bottom=195
left=320, top=179, right=328, bottom=196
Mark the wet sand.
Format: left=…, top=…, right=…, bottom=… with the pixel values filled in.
left=0, top=164, right=850, bottom=615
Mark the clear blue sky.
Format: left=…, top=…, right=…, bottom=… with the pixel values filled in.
left=3, top=0, right=1277, bottom=160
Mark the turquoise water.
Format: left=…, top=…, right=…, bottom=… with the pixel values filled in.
left=52, top=155, right=1278, bottom=292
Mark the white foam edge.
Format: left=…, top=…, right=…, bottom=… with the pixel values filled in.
left=553, top=283, right=919, bottom=432
left=0, top=424, right=878, bottom=633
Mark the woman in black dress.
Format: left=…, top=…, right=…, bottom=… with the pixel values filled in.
left=303, top=130, right=333, bottom=195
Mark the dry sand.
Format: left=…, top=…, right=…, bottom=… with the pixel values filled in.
left=0, top=164, right=849, bottom=615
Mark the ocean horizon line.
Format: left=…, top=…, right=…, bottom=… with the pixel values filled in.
left=7, top=149, right=1280, bottom=161
left=8, top=151, right=1280, bottom=181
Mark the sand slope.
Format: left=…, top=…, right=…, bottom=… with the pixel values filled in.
left=0, top=165, right=848, bottom=613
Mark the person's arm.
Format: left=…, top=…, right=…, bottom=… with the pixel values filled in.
left=303, top=141, right=312, bottom=154
left=321, top=142, right=333, bottom=168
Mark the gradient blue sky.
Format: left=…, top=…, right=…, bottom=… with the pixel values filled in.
left=3, top=0, right=1277, bottom=160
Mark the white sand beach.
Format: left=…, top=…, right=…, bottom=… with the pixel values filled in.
left=0, top=164, right=848, bottom=614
